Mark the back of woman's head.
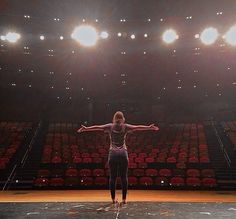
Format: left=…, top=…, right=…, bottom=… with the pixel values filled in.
left=113, top=111, right=125, bottom=124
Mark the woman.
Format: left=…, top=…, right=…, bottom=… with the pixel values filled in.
left=78, top=111, right=159, bottom=204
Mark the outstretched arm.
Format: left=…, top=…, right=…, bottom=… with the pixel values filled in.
left=77, top=124, right=111, bottom=133
left=126, top=123, right=159, bottom=132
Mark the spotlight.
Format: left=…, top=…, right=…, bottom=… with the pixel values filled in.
left=117, top=32, right=122, bottom=37
left=223, top=26, right=236, bottom=46
left=100, top=31, right=109, bottom=39
left=40, top=35, right=45, bottom=40
left=130, top=34, right=135, bottom=39
left=59, top=36, right=64, bottom=40
left=71, top=25, right=98, bottom=47
left=144, top=33, right=148, bottom=38
left=200, top=27, right=218, bottom=45
left=0, top=35, right=6, bottom=41
left=5, top=32, right=21, bottom=43
left=162, top=29, right=179, bottom=44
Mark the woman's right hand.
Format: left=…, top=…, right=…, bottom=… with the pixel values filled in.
left=149, top=124, right=159, bottom=131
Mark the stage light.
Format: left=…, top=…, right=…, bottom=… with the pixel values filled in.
left=71, top=25, right=98, bottom=47
left=130, top=34, right=135, bottom=39
left=144, top=33, right=148, bottom=38
left=60, top=36, right=64, bottom=40
left=223, top=26, right=236, bottom=46
left=100, top=31, right=109, bottom=39
left=40, top=35, right=45, bottom=40
left=5, top=32, right=21, bottom=43
left=162, top=29, right=179, bottom=44
left=200, top=27, right=218, bottom=45
left=117, top=32, right=122, bottom=37
left=0, top=35, right=6, bottom=41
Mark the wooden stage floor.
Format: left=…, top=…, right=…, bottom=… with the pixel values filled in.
left=0, top=190, right=236, bottom=203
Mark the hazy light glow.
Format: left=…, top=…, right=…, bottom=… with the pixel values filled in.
left=5, top=32, right=21, bottom=43
left=0, top=35, right=6, bottom=41
left=130, top=34, right=135, bottom=39
left=40, top=35, right=45, bottom=40
left=162, top=29, right=179, bottom=44
left=100, top=31, right=109, bottom=39
left=224, top=26, right=236, bottom=46
left=117, top=32, right=122, bottom=37
left=200, top=27, right=218, bottom=45
left=71, top=25, right=98, bottom=47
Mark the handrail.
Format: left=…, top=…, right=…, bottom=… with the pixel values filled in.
left=211, top=120, right=231, bottom=167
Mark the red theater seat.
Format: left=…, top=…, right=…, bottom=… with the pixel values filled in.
left=128, top=177, right=138, bottom=186
left=93, top=169, right=105, bottom=177
left=187, top=169, right=200, bottom=177
left=139, top=177, right=153, bottom=186
left=202, top=178, right=217, bottom=187
left=34, top=178, right=49, bottom=187
left=159, top=169, right=172, bottom=177
left=145, top=169, right=158, bottom=177
left=186, top=177, right=201, bottom=187
left=65, top=168, right=78, bottom=177
left=170, top=177, right=185, bottom=186
left=79, top=169, right=92, bottom=176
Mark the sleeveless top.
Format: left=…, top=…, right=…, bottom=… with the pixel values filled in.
left=108, top=123, right=128, bottom=150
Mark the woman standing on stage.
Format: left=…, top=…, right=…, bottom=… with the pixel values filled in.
left=78, top=111, right=159, bottom=204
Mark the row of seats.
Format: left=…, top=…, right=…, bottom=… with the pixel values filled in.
left=37, top=168, right=215, bottom=178
left=34, top=176, right=217, bottom=188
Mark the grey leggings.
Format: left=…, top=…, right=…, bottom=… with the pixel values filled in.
left=108, top=149, right=128, bottom=200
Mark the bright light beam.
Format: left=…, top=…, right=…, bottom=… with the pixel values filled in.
left=200, top=27, right=218, bottom=45
left=162, top=29, right=179, bottom=44
left=223, top=26, right=236, bottom=46
left=71, top=25, right=98, bottom=47
left=5, top=32, right=21, bottom=43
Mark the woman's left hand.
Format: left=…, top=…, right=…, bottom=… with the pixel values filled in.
left=77, top=125, right=87, bottom=133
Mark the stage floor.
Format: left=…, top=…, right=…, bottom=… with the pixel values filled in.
left=0, top=190, right=236, bottom=219
left=0, top=190, right=236, bottom=202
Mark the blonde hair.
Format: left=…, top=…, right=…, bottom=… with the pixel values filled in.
left=112, top=111, right=125, bottom=124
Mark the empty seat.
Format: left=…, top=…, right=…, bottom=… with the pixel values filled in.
left=202, top=178, right=217, bottom=187
left=139, top=177, right=153, bottom=186
left=128, top=177, right=138, bottom=186
left=187, top=169, right=200, bottom=177
left=79, top=169, right=92, bottom=176
left=145, top=169, right=158, bottom=177
left=65, top=177, right=79, bottom=186
left=34, top=178, right=49, bottom=187
left=65, top=168, right=78, bottom=177
left=170, top=177, right=185, bottom=186
left=186, top=177, right=201, bottom=187
left=93, top=169, right=105, bottom=177
left=159, top=169, right=172, bottom=177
